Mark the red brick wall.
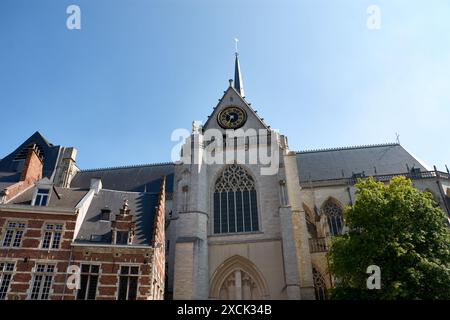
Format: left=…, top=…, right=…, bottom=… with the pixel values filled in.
left=4, top=149, right=43, bottom=202
left=69, top=247, right=154, bottom=300
left=0, top=176, right=167, bottom=300
left=151, top=176, right=166, bottom=299
left=0, top=210, right=76, bottom=300
left=20, top=148, right=43, bottom=182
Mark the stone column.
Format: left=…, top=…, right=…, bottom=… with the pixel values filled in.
left=279, top=205, right=302, bottom=299
left=173, top=133, right=209, bottom=299
left=242, top=273, right=251, bottom=299
left=235, top=270, right=242, bottom=300
left=283, top=152, right=315, bottom=300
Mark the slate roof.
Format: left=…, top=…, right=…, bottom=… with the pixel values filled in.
left=0, top=172, right=19, bottom=191
left=74, top=189, right=159, bottom=245
left=0, top=172, right=21, bottom=183
left=296, top=143, right=431, bottom=182
left=0, top=182, right=15, bottom=191
left=0, top=131, right=61, bottom=180
left=9, top=186, right=88, bottom=208
left=70, top=163, right=175, bottom=193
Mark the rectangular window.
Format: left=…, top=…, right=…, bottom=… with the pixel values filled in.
left=100, top=209, right=111, bottom=221
left=117, top=266, right=139, bottom=300
left=235, top=191, right=244, bottom=232
left=34, top=189, right=49, bottom=206
left=243, top=191, right=252, bottom=232
left=41, top=223, right=63, bottom=249
left=220, top=192, right=228, bottom=233
left=2, top=221, right=26, bottom=248
left=30, top=264, right=55, bottom=300
left=76, top=264, right=100, bottom=300
left=116, top=231, right=129, bottom=245
left=213, top=193, right=220, bottom=233
left=250, top=190, right=259, bottom=231
left=0, top=262, right=15, bottom=300
left=228, top=191, right=236, bottom=233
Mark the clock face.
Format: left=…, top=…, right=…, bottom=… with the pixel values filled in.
left=217, top=106, right=247, bottom=129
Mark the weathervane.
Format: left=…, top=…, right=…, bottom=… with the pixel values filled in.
left=234, top=38, right=239, bottom=55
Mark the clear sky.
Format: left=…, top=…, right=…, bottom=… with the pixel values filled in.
left=1, top=0, right=449, bottom=170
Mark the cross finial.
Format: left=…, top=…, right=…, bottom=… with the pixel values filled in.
left=234, top=38, right=239, bottom=55
left=395, top=132, right=401, bottom=144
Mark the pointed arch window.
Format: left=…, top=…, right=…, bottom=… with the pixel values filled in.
left=323, top=201, right=344, bottom=236
left=313, top=268, right=327, bottom=300
left=213, top=165, right=258, bottom=234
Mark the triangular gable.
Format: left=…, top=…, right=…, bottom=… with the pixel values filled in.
left=202, top=86, right=269, bottom=133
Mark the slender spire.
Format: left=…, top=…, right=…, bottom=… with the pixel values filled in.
left=234, top=38, right=244, bottom=97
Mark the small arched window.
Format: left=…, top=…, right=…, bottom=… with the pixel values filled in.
left=213, top=165, right=258, bottom=234
left=313, top=267, right=327, bottom=300
left=323, top=200, right=344, bottom=236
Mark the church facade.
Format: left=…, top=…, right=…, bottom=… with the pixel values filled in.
left=1, top=55, right=449, bottom=300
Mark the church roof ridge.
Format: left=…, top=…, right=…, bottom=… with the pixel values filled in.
left=295, top=142, right=399, bottom=154
left=79, top=162, right=175, bottom=173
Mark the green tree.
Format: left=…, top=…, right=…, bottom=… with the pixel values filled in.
left=327, top=176, right=450, bottom=299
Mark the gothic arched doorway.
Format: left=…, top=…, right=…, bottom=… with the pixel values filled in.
left=209, top=255, right=269, bottom=300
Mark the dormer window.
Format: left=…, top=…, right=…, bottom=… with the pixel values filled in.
left=352, top=172, right=366, bottom=179
left=410, top=167, right=421, bottom=176
left=90, top=235, right=103, bottom=242
left=100, top=209, right=111, bottom=221
left=34, top=189, right=49, bottom=206
left=116, top=231, right=129, bottom=245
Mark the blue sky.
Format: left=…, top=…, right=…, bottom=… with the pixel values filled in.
left=1, top=0, right=449, bottom=170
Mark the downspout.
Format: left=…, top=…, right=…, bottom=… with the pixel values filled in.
left=346, top=187, right=353, bottom=206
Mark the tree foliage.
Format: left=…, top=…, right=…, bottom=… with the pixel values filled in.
left=327, top=176, right=450, bottom=299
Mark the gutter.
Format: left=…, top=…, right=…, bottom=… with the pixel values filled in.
left=0, top=204, right=76, bottom=215
left=71, top=242, right=155, bottom=249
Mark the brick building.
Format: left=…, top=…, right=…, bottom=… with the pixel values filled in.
left=0, top=136, right=166, bottom=300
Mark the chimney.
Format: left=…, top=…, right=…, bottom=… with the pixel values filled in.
left=89, top=178, right=102, bottom=195
left=20, top=146, right=43, bottom=182
left=2, top=146, right=43, bottom=203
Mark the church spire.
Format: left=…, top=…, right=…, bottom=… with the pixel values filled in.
left=234, top=38, right=244, bottom=97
